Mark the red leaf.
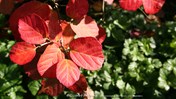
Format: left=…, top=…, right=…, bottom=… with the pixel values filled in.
left=68, top=74, right=88, bottom=93
left=119, top=0, right=142, bottom=11
left=18, top=14, right=48, bottom=44
left=48, top=11, right=62, bottom=41
left=71, top=16, right=99, bottom=37
left=104, top=0, right=114, bottom=5
left=38, top=78, right=65, bottom=96
left=96, top=26, right=106, bottom=44
left=66, top=0, right=88, bottom=20
left=142, top=0, right=165, bottom=14
left=9, top=1, right=51, bottom=41
left=56, top=59, right=80, bottom=87
left=37, top=43, right=64, bottom=78
left=60, top=21, right=75, bottom=48
left=23, top=53, right=42, bottom=80
left=70, top=37, right=104, bottom=70
left=10, top=42, right=36, bottom=65
left=0, top=0, right=14, bottom=14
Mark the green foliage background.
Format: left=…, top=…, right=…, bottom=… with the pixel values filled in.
left=1, top=0, right=176, bottom=99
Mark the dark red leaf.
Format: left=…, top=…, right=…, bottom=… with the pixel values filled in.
left=10, top=42, right=36, bottom=65
left=37, top=43, right=64, bottom=78
left=119, top=0, right=142, bottom=11
left=0, top=0, right=14, bottom=14
left=71, top=16, right=99, bottom=37
left=18, top=14, right=48, bottom=44
left=96, top=26, right=106, bottom=44
left=23, top=53, right=42, bottom=80
left=66, top=0, right=88, bottom=20
left=142, top=0, right=165, bottom=14
left=68, top=74, right=88, bottom=93
left=60, top=21, right=75, bottom=48
left=70, top=37, right=104, bottom=70
left=9, top=1, right=51, bottom=41
left=56, top=59, right=80, bottom=87
left=48, top=11, right=62, bottom=41
left=38, top=78, right=65, bottom=96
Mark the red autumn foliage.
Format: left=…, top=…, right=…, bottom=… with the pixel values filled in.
left=38, top=78, right=65, bottom=96
left=68, top=74, right=88, bottom=93
left=66, top=0, right=88, bottom=20
left=9, top=0, right=106, bottom=96
left=119, top=0, right=165, bottom=14
left=10, top=42, right=36, bottom=65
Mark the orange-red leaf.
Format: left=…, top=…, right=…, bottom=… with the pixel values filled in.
left=68, top=74, right=88, bottom=93
left=96, top=26, right=106, bottom=44
left=37, top=43, right=65, bottom=78
left=70, top=37, right=104, bottom=70
left=18, top=14, right=48, bottom=44
left=56, top=59, right=80, bottom=87
left=142, top=0, right=165, bottom=14
left=10, top=42, right=36, bottom=65
left=9, top=1, right=51, bottom=41
left=60, top=21, right=75, bottom=48
left=66, top=0, right=88, bottom=20
left=0, top=0, right=14, bottom=14
left=119, top=0, right=142, bottom=11
left=48, top=11, right=62, bottom=41
left=71, top=16, right=99, bottom=37
left=38, top=78, right=65, bottom=96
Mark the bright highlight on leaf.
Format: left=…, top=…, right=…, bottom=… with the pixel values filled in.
left=10, top=42, right=36, bottom=65
left=56, top=59, right=80, bottom=87
left=71, top=16, right=99, bottom=37
left=66, top=0, right=88, bottom=20
left=37, top=43, right=65, bottom=78
left=70, top=37, right=104, bottom=70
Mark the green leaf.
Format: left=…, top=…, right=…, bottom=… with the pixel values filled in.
left=28, top=80, right=41, bottom=96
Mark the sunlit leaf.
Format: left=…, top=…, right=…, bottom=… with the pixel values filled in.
left=142, top=0, right=165, bottom=14
left=37, top=43, right=65, bottom=78
left=119, top=0, right=142, bottom=11
left=68, top=74, right=88, bottom=93
left=70, top=37, right=104, bottom=70
left=66, top=0, right=88, bottom=20
left=38, top=78, right=65, bottom=96
left=18, top=14, right=48, bottom=44
left=9, top=1, right=51, bottom=41
left=10, top=42, right=36, bottom=65
left=71, top=16, right=99, bottom=37
left=56, top=59, right=80, bottom=87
